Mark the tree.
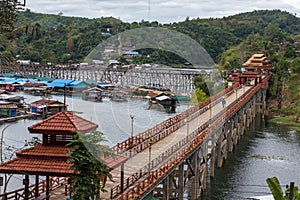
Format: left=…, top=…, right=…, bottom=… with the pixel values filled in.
left=67, top=131, right=113, bottom=200
left=0, top=0, right=22, bottom=33
left=191, top=88, right=207, bottom=104
left=194, top=75, right=210, bottom=96
left=290, top=57, right=300, bottom=73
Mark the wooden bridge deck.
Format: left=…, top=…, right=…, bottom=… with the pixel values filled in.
left=100, top=85, right=250, bottom=199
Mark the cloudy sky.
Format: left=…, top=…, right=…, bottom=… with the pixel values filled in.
left=25, top=0, right=300, bottom=23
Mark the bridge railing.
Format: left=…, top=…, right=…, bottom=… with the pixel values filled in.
left=0, top=177, right=67, bottom=200
left=115, top=76, right=271, bottom=199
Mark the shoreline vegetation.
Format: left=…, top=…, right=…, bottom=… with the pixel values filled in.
left=267, top=72, right=300, bottom=131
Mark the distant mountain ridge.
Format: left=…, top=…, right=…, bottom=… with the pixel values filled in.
left=1, top=9, right=298, bottom=65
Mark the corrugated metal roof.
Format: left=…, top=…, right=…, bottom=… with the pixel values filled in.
left=156, top=95, right=170, bottom=101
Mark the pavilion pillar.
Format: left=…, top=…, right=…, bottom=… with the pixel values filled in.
left=23, top=175, right=29, bottom=200
left=46, top=176, right=50, bottom=200
left=120, top=163, right=124, bottom=193
left=35, top=175, right=39, bottom=197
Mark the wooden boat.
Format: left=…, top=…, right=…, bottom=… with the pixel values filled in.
left=110, top=91, right=127, bottom=102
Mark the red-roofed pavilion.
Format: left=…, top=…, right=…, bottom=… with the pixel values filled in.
left=0, top=111, right=127, bottom=199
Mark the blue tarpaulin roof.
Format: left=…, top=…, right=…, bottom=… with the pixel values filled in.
left=68, top=81, right=89, bottom=89
left=46, top=79, right=75, bottom=87
left=123, top=51, right=139, bottom=55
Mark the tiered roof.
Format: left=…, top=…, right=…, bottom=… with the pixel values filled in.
left=28, top=111, right=98, bottom=135
left=242, top=53, right=272, bottom=70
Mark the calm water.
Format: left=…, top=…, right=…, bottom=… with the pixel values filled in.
left=1, top=94, right=300, bottom=197
left=202, top=116, right=300, bottom=200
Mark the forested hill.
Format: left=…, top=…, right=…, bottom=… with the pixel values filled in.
left=2, top=9, right=300, bottom=66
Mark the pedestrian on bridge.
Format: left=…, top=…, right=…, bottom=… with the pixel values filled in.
left=222, top=97, right=226, bottom=108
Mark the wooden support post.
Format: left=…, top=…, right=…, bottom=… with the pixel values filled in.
left=210, top=147, right=215, bottom=178
left=178, top=164, right=184, bottom=200
left=24, top=175, right=29, bottom=200
left=163, top=176, right=170, bottom=200
left=289, top=182, right=294, bottom=200
left=222, top=139, right=228, bottom=160
left=120, top=163, right=124, bottom=193
left=200, top=161, right=207, bottom=191
left=46, top=176, right=50, bottom=200
left=191, top=151, right=199, bottom=200
left=217, top=141, right=223, bottom=168
left=35, top=175, right=39, bottom=197
left=227, top=121, right=233, bottom=153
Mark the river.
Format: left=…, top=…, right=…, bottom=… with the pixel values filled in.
left=202, top=115, right=300, bottom=199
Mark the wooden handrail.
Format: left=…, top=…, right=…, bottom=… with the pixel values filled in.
left=0, top=177, right=67, bottom=200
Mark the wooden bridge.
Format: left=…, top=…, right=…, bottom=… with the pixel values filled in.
left=0, top=63, right=271, bottom=199
left=95, top=74, right=270, bottom=200
left=1, top=65, right=200, bottom=93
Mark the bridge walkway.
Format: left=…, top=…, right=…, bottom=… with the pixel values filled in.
left=102, top=85, right=250, bottom=199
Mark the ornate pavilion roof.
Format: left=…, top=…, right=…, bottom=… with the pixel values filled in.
left=0, top=111, right=127, bottom=177
left=28, top=111, right=98, bottom=135
left=242, top=53, right=272, bottom=69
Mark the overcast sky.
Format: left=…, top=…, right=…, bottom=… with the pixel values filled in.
left=25, top=0, right=300, bottom=23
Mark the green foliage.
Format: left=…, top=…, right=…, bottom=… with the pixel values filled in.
left=194, top=75, right=210, bottom=95
left=67, top=131, right=113, bottom=200
left=2, top=9, right=300, bottom=66
left=191, top=88, right=208, bottom=104
left=266, top=177, right=300, bottom=200
left=291, top=57, right=300, bottom=73
left=0, top=0, right=24, bottom=34
left=266, top=177, right=284, bottom=200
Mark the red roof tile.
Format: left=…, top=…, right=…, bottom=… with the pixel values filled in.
left=0, top=144, right=127, bottom=176
left=28, top=111, right=98, bottom=135
left=16, top=144, right=71, bottom=158
left=0, top=157, right=74, bottom=176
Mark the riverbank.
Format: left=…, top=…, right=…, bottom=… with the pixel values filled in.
left=269, top=115, right=300, bottom=131
left=266, top=72, right=300, bottom=130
